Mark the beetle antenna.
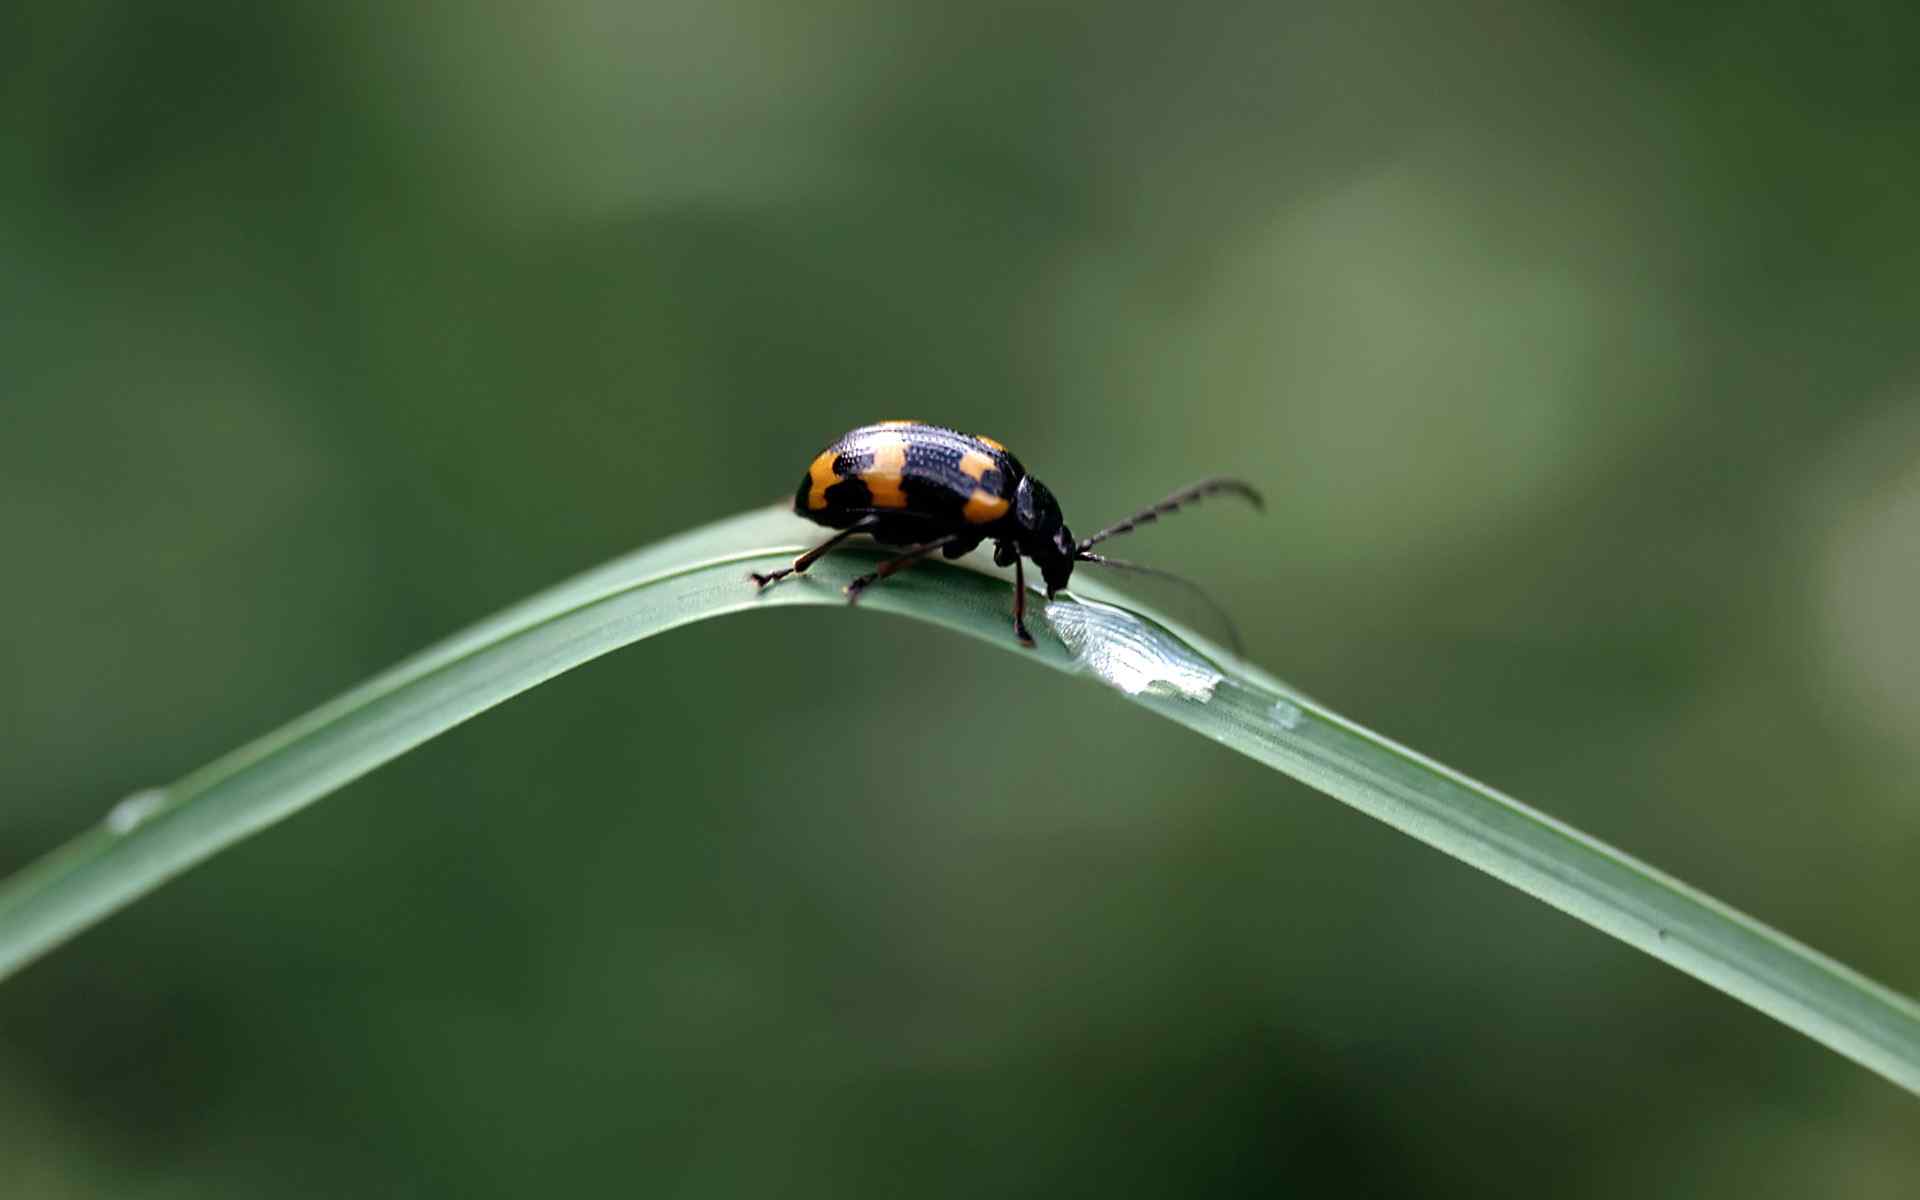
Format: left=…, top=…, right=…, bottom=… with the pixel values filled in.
left=1075, top=477, right=1263, bottom=552
left=1074, top=552, right=1246, bottom=655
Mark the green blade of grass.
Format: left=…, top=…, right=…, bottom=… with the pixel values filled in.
left=2, top=506, right=1916, bottom=1093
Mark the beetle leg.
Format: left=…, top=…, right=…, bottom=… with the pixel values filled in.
left=844, top=535, right=958, bottom=603
left=1011, top=556, right=1035, bottom=647
left=749, top=519, right=874, bottom=588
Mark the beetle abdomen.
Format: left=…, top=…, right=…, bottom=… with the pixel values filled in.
left=794, top=422, right=1023, bottom=537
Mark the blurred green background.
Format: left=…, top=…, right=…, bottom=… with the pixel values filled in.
left=5, top=1, right=1918, bottom=1194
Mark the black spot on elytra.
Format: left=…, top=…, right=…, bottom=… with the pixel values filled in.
left=833, top=448, right=875, bottom=476
left=824, top=476, right=873, bottom=509
left=901, top=471, right=966, bottom=518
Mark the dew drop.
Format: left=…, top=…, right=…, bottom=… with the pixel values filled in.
left=105, top=788, right=167, bottom=835
left=1045, top=598, right=1223, bottom=701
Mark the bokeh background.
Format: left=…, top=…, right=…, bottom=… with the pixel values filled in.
left=5, top=1, right=1919, bottom=1194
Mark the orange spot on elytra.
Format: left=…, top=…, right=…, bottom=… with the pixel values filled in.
left=963, top=490, right=1009, bottom=522
left=864, top=440, right=910, bottom=508
left=958, top=450, right=995, bottom=482
left=975, top=433, right=1006, bottom=451
left=806, top=450, right=841, bottom=510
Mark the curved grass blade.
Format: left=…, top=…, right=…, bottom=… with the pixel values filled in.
left=1, top=506, right=1916, bottom=1095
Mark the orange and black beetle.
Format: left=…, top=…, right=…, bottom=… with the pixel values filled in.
left=752, top=421, right=1261, bottom=646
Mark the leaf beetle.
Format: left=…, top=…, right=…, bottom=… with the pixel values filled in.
left=752, top=421, right=1262, bottom=647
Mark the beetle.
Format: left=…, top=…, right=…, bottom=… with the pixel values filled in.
left=751, top=421, right=1262, bottom=647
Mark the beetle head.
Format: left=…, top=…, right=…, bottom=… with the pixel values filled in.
left=1013, top=476, right=1076, bottom=595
